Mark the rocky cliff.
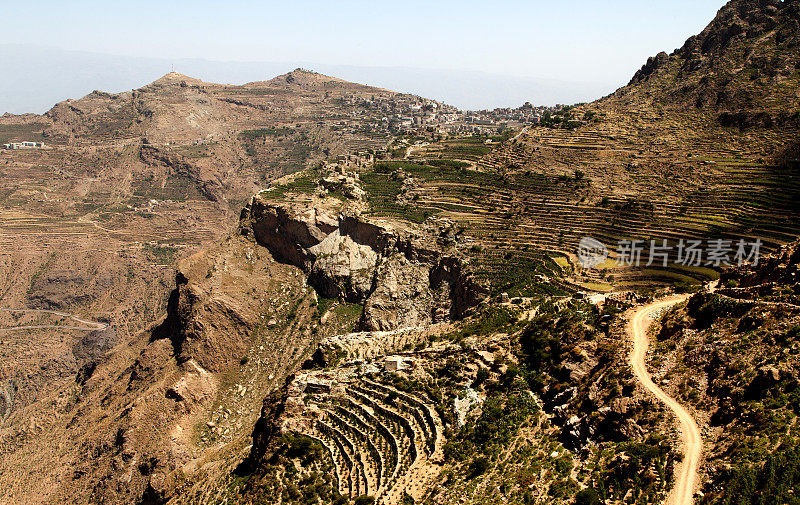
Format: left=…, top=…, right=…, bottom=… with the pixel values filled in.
left=139, top=144, right=224, bottom=202
left=627, top=0, right=800, bottom=121
left=239, top=193, right=488, bottom=332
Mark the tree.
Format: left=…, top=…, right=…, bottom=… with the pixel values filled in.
left=354, top=496, right=375, bottom=505
left=575, top=488, right=602, bottom=505
left=468, top=456, right=490, bottom=478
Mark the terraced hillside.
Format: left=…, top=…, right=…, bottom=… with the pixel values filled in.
left=480, top=112, right=800, bottom=286
left=288, top=117, right=798, bottom=298
left=2, top=2, right=800, bottom=505
left=281, top=368, right=447, bottom=504
left=0, top=68, right=428, bottom=413
left=375, top=0, right=800, bottom=292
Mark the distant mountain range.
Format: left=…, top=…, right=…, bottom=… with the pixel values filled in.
left=0, top=44, right=616, bottom=114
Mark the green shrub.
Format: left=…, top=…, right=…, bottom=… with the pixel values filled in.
left=723, top=444, right=800, bottom=505
left=475, top=368, right=490, bottom=386
left=575, top=488, right=602, bottom=505
left=468, top=456, right=490, bottom=478
left=426, top=159, right=470, bottom=169
left=689, top=294, right=750, bottom=328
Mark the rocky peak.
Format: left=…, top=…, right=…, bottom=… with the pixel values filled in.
left=151, top=72, right=206, bottom=86
left=631, top=0, right=797, bottom=84
left=272, top=68, right=346, bottom=87
left=626, top=0, right=800, bottom=115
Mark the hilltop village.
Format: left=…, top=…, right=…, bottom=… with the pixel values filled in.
left=337, top=92, right=562, bottom=136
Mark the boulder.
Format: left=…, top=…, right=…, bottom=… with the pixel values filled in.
left=360, top=254, right=433, bottom=331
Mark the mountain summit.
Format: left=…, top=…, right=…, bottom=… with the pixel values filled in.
left=626, top=0, right=800, bottom=118
left=151, top=72, right=207, bottom=85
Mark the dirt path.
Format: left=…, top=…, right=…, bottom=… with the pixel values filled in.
left=628, top=294, right=701, bottom=505
left=508, top=125, right=531, bottom=143
left=0, top=307, right=109, bottom=332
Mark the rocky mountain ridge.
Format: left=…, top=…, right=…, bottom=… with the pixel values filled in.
left=2, top=1, right=800, bottom=504
left=627, top=0, right=800, bottom=125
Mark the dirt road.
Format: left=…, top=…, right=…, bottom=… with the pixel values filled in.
left=508, top=124, right=531, bottom=142
left=628, top=295, right=701, bottom=505
left=0, top=307, right=109, bottom=332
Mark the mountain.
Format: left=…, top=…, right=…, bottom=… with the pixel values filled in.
left=1, top=68, right=412, bottom=209
left=1, top=2, right=800, bottom=505
left=0, top=67, right=417, bottom=472
left=0, top=45, right=614, bottom=114
left=41, top=68, right=392, bottom=142
left=627, top=0, right=800, bottom=125
left=475, top=0, right=800, bottom=288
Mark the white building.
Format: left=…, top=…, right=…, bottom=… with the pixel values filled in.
left=384, top=356, right=414, bottom=372
left=3, top=141, right=45, bottom=150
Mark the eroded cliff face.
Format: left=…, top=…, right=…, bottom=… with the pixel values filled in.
left=159, top=234, right=317, bottom=373
left=139, top=144, right=224, bottom=203
left=105, top=190, right=491, bottom=503
left=146, top=188, right=489, bottom=477
left=238, top=192, right=488, bottom=332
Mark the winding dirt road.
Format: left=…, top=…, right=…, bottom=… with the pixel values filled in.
left=0, top=308, right=109, bottom=332
left=628, top=295, right=701, bottom=505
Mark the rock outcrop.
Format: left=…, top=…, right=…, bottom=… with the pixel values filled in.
left=319, top=171, right=366, bottom=200
left=240, top=193, right=488, bottom=331
left=718, top=238, right=800, bottom=304
left=627, top=0, right=800, bottom=115
left=722, top=238, right=800, bottom=287
left=139, top=144, right=224, bottom=202
left=243, top=196, right=338, bottom=269
left=0, top=382, right=13, bottom=423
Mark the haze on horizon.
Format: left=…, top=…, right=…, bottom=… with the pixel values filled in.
left=1, top=0, right=727, bottom=114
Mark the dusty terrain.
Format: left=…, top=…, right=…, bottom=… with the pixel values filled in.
left=0, top=68, right=410, bottom=410
left=1, top=1, right=799, bottom=504
left=629, top=295, right=700, bottom=505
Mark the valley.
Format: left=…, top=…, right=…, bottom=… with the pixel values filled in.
left=1, top=0, right=800, bottom=504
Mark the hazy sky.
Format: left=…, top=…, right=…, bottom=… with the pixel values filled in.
left=4, top=0, right=726, bottom=86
